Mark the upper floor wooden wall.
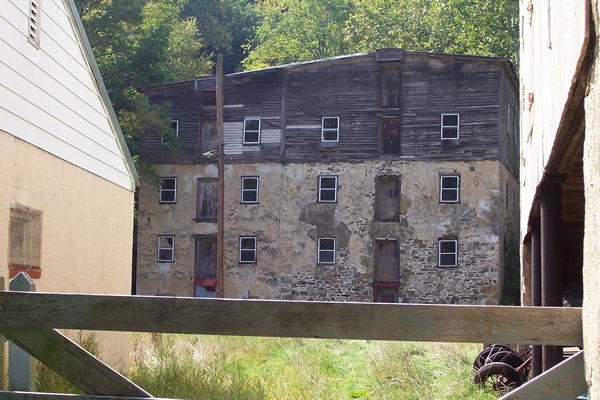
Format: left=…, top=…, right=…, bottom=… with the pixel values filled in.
left=139, top=50, right=519, bottom=176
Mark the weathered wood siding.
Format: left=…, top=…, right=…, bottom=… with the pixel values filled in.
left=139, top=82, right=207, bottom=164
left=498, top=66, right=520, bottom=179
left=223, top=71, right=282, bottom=163
left=0, top=0, right=134, bottom=190
left=284, top=59, right=380, bottom=162
left=398, top=55, right=501, bottom=161
left=140, top=52, right=518, bottom=166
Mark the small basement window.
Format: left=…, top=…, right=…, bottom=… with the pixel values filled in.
left=159, top=177, right=177, bottom=203
left=241, top=176, right=259, bottom=204
left=439, top=240, right=457, bottom=267
left=441, top=114, right=459, bottom=140
left=321, top=117, right=339, bottom=142
left=239, top=236, right=257, bottom=263
left=318, top=176, right=338, bottom=202
left=162, top=120, right=179, bottom=145
left=440, top=175, right=460, bottom=203
left=157, top=235, right=175, bottom=262
left=318, top=238, right=336, bottom=264
left=243, top=118, right=261, bottom=144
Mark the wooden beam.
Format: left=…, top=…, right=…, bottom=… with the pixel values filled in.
left=0, top=292, right=583, bottom=345
left=500, top=350, right=586, bottom=400
left=0, top=392, right=164, bottom=400
left=0, top=327, right=150, bottom=397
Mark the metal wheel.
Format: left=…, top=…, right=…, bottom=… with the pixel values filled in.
left=486, top=350, right=524, bottom=369
left=474, top=362, right=523, bottom=394
left=473, top=344, right=514, bottom=371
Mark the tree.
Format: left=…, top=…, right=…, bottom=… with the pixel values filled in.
left=74, top=0, right=213, bottom=182
left=183, top=0, right=258, bottom=73
left=242, top=0, right=355, bottom=70
left=345, top=0, right=518, bottom=66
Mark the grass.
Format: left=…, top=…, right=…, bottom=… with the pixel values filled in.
left=128, top=334, right=498, bottom=400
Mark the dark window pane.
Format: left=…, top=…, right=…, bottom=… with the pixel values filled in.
left=243, top=178, right=258, bottom=190
left=443, top=115, right=458, bottom=126
left=240, top=249, right=255, bottom=262
left=323, top=118, right=338, bottom=129
left=319, top=251, right=334, bottom=263
left=442, top=127, right=458, bottom=139
left=162, top=178, right=175, bottom=189
left=161, top=191, right=175, bottom=202
left=159, top=249, right=173, bottom=261
left=245, top=119, right=260, bottom=131
left=320, top=177, right=336, bottom=188
left=320, top=189, right=336, bottom=201
left=441, top=190, right=457, bottom=202
left=243, top=191, right=257, bottom=202
left=241, top=238, right=255, bottom=250
left=323, top=130, right=338, bottom=141
left=442, top=177, right=458, bottom=189
left=440, top=241, right=456, bottom=253
left=440, top=253, right=456, bottom=266
left=319, top=239, right=335, bottom=251
left=244, top=131, right=259, bottom=143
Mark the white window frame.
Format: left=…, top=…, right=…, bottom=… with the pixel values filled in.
left=441, top=113, right=460, bottom=140
left=241, top=176, right=259, bottom=204
left=157, top=235, right=175, bottom=262
left=321, top=117, right=340, bottom=142
left=162, top=119, right=179, bottom=144
left=243, top=117, right=261, bottom=144
left=318, top=238, right=336, bottom=264
left=438, top=239, right=458, bottom=267
left=239, top=236, right=257, bottom=263
left=318, top=176, right=338, bottom=202
left=159, top=177, right=177, bottom=203
left=439, top=175, right=460, bottom=203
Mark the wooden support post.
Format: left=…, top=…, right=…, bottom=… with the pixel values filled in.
left=8, top=273, right=35, bottom=392
left=530, top=221, right=542, bottom=378
left=216, top=53, right=225, bottom=298
left=540, top=177, right=564, bottom=371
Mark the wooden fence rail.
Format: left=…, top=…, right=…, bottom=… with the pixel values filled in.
left=0, top=291, right=583, bottom=345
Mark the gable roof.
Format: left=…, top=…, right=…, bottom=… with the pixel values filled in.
left=65, top=0, right=138, bottom=188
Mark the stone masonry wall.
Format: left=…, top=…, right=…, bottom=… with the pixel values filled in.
left=224, top=160, right=508, bottom=304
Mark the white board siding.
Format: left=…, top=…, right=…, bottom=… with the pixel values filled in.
left=0, top=0, right=135, bottom=190
left=223, top=122, right=281, bottom=155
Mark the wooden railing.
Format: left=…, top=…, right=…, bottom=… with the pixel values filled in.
left=0, top=273, right=585, bottom=399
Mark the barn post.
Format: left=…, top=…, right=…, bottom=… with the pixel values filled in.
left=8, top=272, right=36, bottom=391
left=540, top=176, right=564, bottom=370
left=530, top=220, right=543, bottom=377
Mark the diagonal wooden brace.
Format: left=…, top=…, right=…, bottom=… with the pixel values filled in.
left=0, top=327, right=150, bottom=398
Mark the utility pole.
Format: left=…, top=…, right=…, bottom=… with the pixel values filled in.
left=216, top=54, right=225, bottom=298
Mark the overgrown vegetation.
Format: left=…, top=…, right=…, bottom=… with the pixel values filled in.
left=36, top=333, right=498, bottom=399
left=129, top=334, right=497, bottom=400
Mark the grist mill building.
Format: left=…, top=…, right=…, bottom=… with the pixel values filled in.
left=135, top=48, right=520, bottom=305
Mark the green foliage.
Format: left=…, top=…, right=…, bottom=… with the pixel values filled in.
left=243, top=0, right=519, bottom=70
left=242, top=0, right=354, bottom=70
left=75, top=0, right=215, bottom=179
left=345, top=0, right=519, bottom=66
left=130, top=334, right=497, bottom=400
left=183, top=0, right=259, bottom=73
left=36, top=332, right=100, bottom=394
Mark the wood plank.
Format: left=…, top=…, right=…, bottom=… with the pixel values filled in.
left=500, top=350, right=586, bottom=400
left=0, top=292, right=583, bottom=345
left=0, top=392, right=163, bottom=400
left=0, top=327, right=150, bottom=397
